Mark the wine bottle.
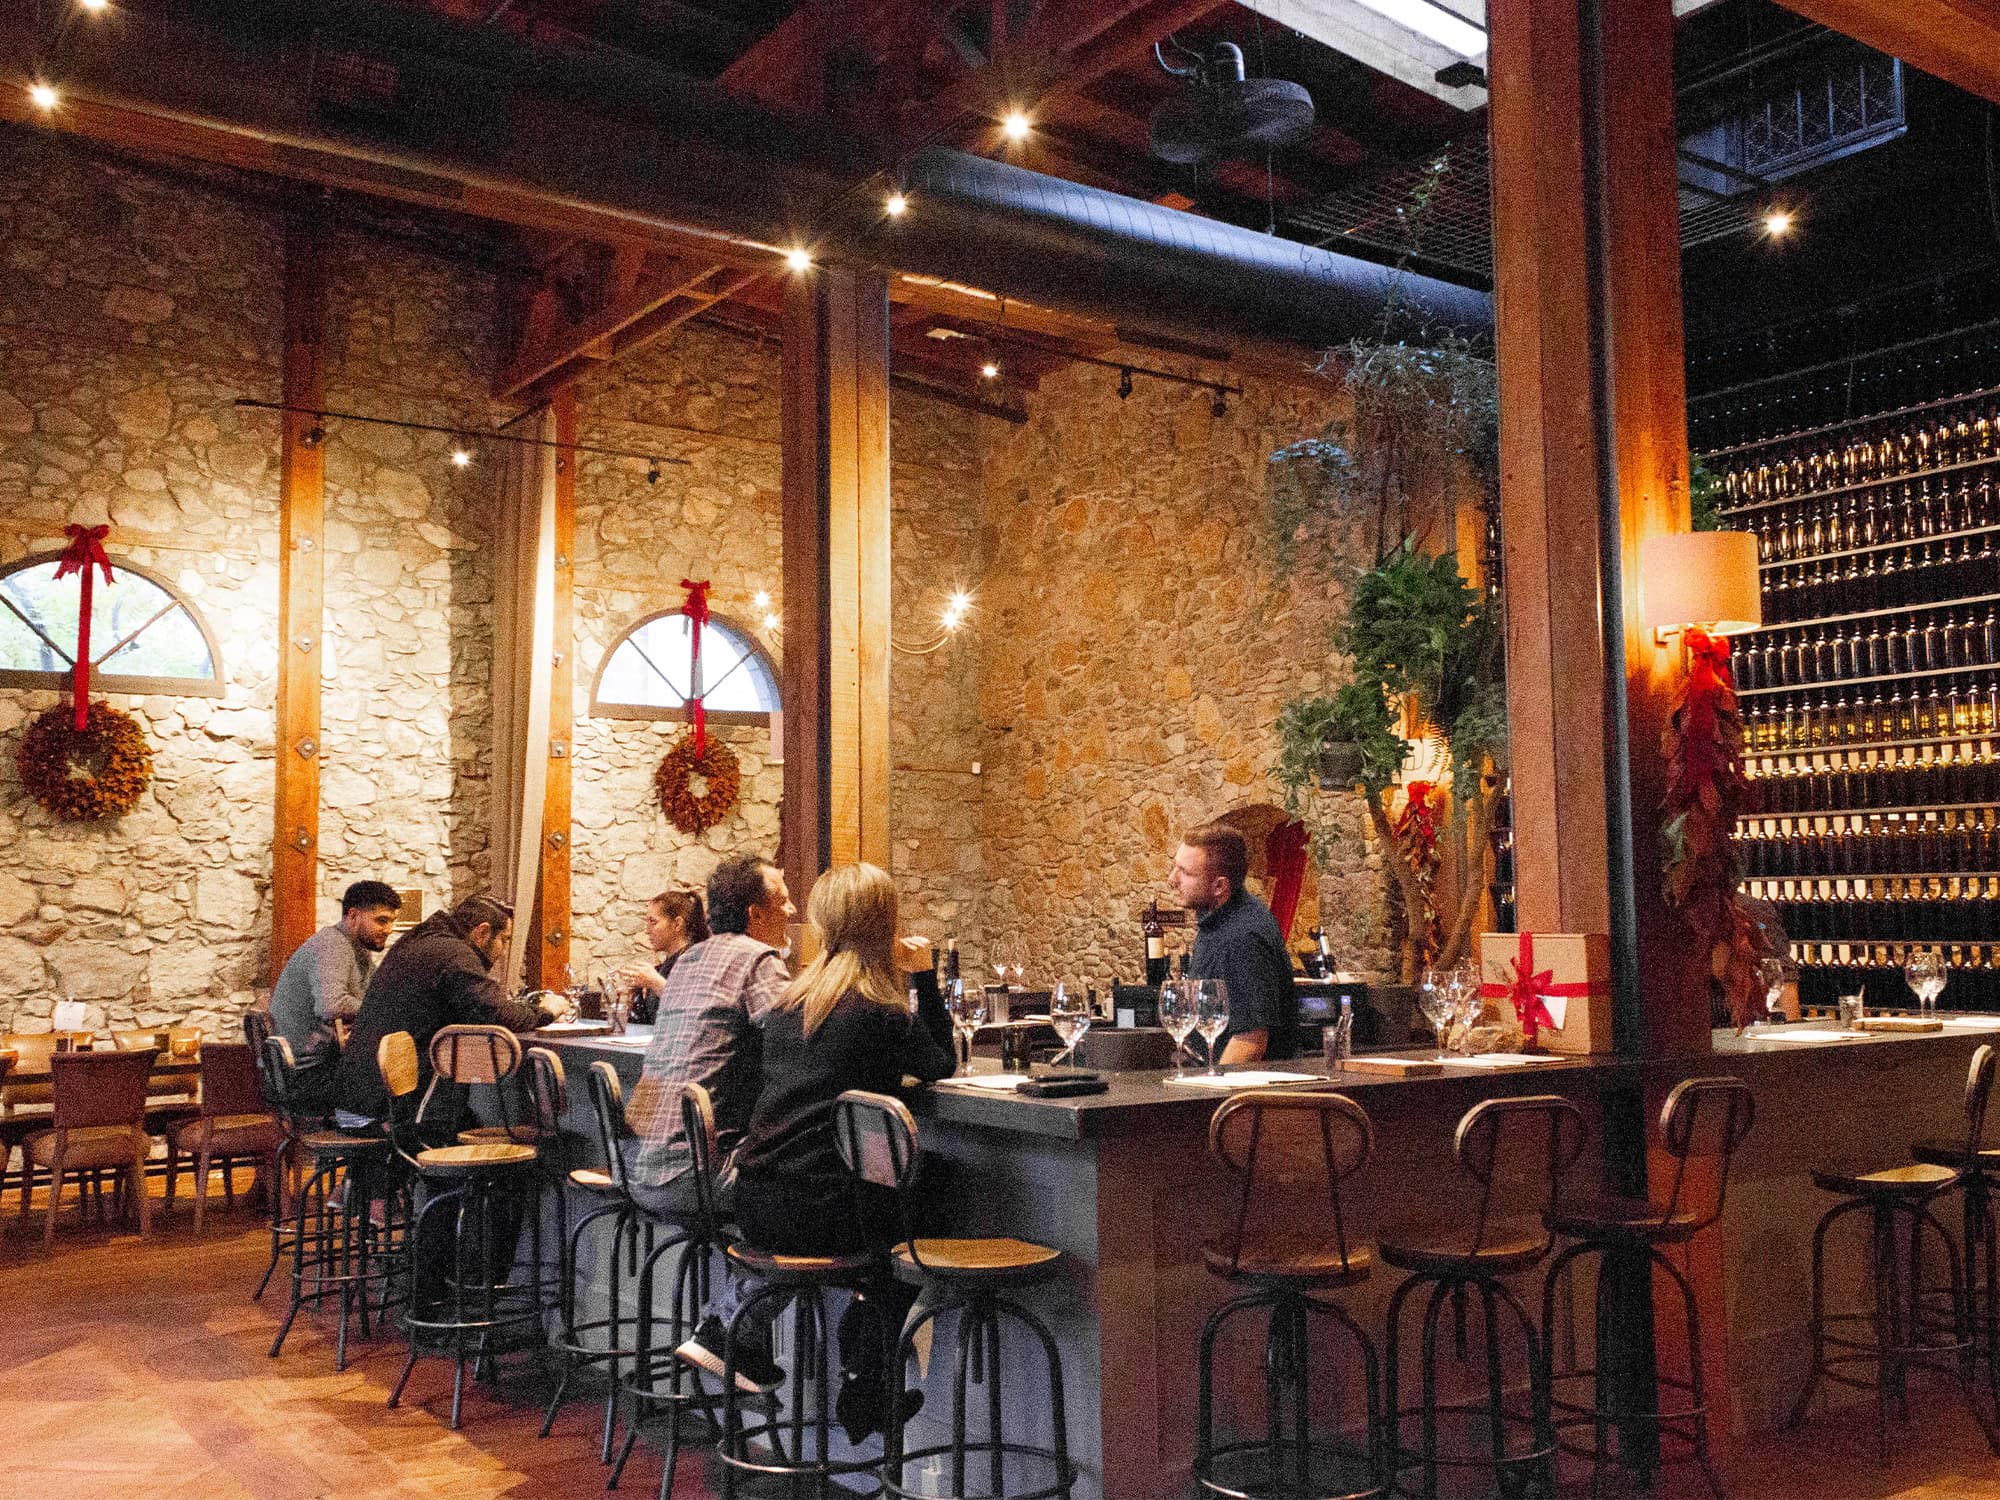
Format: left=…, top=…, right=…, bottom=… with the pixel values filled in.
left=1143, top=906, right=1167, bottom=985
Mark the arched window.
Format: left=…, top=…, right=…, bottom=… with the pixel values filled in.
left=0, top=553, right=223, bottom=697
left=590, top=609, right=780, bottom=723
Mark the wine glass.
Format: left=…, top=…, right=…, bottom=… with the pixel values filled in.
left=944, top=978, right=987, bottom=1076
left=1450, top=959, right=1484, bottom=1051
left=1904, top=947, right=1947, bottom=1017
left=1192, top=979, right=1231, bottom=1076
left=1756, top=956, right=1789, bottom=1027
left=1417, top=976, right=1454, bottom=1060
left=1158, top=978, right=1197, bottom=1077
left=1049, top=982, right=1091, bottom=1068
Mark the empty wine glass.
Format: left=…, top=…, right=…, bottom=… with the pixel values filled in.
left=1905, top=947, right=1947, bottom=1017
left=944, top=978, right=987, bottom=1076
left=1756, top=956, right=1788, bottom=1027
left=1192, top=979, right=1231, bottom=1075
left=1417, top=976, right=1453, bottom=1060
left=1049, top=982, right=1091, bottom=1068
left=1158, top=978, right=1197, bottom=1077
left=1450, top=959, right=1484, bottom=1050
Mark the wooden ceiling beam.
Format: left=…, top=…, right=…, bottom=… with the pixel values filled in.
left=1778, top=0, right=2000, bottom=108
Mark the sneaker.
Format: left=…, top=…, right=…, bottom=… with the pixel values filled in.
left=675, top=1315, right=784, bottom=1394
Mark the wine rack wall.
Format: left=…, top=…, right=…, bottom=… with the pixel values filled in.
left=1707, top=385, right=2000, bottom=1011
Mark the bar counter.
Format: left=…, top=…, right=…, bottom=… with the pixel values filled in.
left=533, top=1019, right=2000, bottom=1500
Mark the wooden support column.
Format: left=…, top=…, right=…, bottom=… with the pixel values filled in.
left=780, top=266, right=893, bottom=903
left=526, top=389, right=576, bottom=988
left=270, top=214, right=327, bottom=981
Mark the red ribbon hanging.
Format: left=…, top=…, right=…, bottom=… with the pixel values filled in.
left=54, top=524, right=113, bottom=732
left=680, top=577, right=711, bottom=756
left=1478, top=931, right=1599, bottom=1048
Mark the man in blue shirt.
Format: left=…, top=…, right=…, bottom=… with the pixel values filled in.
left=1171, top=822, right=1299, bottom=1062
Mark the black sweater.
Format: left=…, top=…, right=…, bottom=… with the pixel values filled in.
left=733, top=969, right=954, bottom=1202
left=333, top=909, right=551, bottom=1122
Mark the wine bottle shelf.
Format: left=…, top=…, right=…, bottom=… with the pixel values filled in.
left=1720, top=453, right=2000, bottom=519
left=1754, top=521, right=2000, bottom=571
left=1738, top=661, right=1996, bottom=699
left=1791, top=944, right=1997, bottom=963
left=1741, top=802, right=2000, bottom=820
left=1698, top=379, right=2000, bottom=463
left=1743, top=590, right=2000, bottom=635
left=1746, top=730, right=1999, bottom=760
left=1753, top=871, right=2000, bottom=884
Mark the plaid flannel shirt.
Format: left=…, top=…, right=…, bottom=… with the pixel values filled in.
left=624, top=932, right=789, bottom=1189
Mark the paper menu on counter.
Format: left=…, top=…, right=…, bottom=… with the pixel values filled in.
left=1758, top=1028, right=1870, bottom=1043
left=937, top=1073, right=1035, bottom=1091
left=1438, top=1053, right=1568, bottom=1068
left=1164, top=1070, right=1319, bottom=1089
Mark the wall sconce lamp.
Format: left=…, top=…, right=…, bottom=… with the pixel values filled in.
left=1639, top=532, right=1762, bottom=650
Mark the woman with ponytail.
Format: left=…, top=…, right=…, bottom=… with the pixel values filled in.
left=732, top=861, right=953, bottom=1439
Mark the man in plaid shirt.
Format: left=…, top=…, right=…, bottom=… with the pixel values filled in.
left=621, top=852, right=794, bottom=1389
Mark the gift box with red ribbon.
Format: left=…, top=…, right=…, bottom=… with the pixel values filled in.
left=1478, top=931, right=1613, bottom=1055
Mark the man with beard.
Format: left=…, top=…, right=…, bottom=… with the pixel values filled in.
left=1169, top=822, right=1299, bottom=1062
left=332, top=894, right=565, bottom=1129
left=265, top=880, right=402, bottom=1108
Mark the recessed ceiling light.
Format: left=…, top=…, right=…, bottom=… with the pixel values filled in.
left=28, top=82, right=59, bottom=111
left=885, top=191, right=908, bottom=217
left=1763, top=208, right=1795, bottom=237
left=980, top=362, right=1000, bottom=380
left=450, top=445, right=472, bottom=467
left=79, top=0, right=109, bottom=11
left=1002, top=111, right=1031, bottom=141
left=784, top=247, right=812, bottom=272
left=1348, top=0, right=1487, bottom=58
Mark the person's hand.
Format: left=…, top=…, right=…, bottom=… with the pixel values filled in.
left=540, top=991, right=577, bottom=1024
left=617, top=962, right=668, bottom=996
left=894, top=935, right=934, bottom=974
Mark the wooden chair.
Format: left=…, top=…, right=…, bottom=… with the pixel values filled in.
left=114, top=1028, right=203, bottom=1135
left=164, top=1041, right=284, bottom=1231
left=20, top=1048, right=158, bottom=1247
left=1, top=1034, right=60, bottom=1214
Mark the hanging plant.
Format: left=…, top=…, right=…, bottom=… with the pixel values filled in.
left=655, top=733, right=740, bottom=834
left=1661, top=627, right=1759, bottom=1029
left=16, top=700, right=153, bottom=821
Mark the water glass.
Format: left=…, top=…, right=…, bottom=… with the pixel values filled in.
left=1904, top=948, right=1947, bottom=1016
left=1836, top=991, right=1865, bottom=1030
left=1417, top=975, right=1453, bottom=1060
left=1158, top=979, right=1196, bottom=1076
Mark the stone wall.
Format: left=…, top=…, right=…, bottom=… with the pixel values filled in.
left=975, top=360, right=1395, bottom=989
left=564, top=323, right=988, bottom=973
left=0, top=129, right=503, bottom=1035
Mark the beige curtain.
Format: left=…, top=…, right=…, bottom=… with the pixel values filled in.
left=490, top=410, right=557, bottom=992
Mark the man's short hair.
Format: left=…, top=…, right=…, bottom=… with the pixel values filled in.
left=452, top=894, right=514, bottom=934
left=1183, top=822, right=1249, bottom=897
left=341, top=880, right=401, bottom=915
left=708, top=855, right=776, bottom=936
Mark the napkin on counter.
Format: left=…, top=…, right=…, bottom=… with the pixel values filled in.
left=1759, top=1028, right=1869, bottom=1043
left=1164, top=1070, right=1319, bottom=1089
left=937, top=1073, right=1034, bottom=1091
left=1939, top=1015, right=2000, bottom=1029
left=1439, top=1053, right=1568, bottom=1068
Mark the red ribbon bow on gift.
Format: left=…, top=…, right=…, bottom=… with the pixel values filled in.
left=680, top=578, right=711, bottom=756
left=54, top=524, right=113, bottom=732
left=1478, top=931, right=1594, bottom=1048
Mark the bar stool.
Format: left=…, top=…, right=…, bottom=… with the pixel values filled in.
left=461, top=1044, right=570, bottom=1307
left=428, top=1025, right=553, bottom=1313
left=1541, top=1077, right=1754, bottom=1499
left=379, top=1029, right=545, bottom=1430
left=1789, top=1042, right=2000, bottom=1459
left=1380, top=1095, right=1584, bottom=1500
left=1910, top=1116, right=2000, bottom=1406
left=260, top=1036, right=401, bottom=1369
left=1194, top=1089, right=1384, bottom=1500
left=610, top=1079, right=744, bottom=1498
left=837, top=1088, right=1075, bottom=1500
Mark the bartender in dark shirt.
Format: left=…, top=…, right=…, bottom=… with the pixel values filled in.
left=1171, top=822, right=1299, bottom=1061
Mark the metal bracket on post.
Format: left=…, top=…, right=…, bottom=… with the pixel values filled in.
left=295, top=736, right=318, bottom=758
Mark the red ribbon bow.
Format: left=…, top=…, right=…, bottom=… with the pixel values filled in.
left=1478, top=931, right=1594, bottom=1048
left=54, top=524, right=113, bottom=731
left=680, top=578, right=711, bottom=755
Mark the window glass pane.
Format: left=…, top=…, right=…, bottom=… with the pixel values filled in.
left=598, top=613, right=777, bottom=713
left=0, top=560, right=214, bottom=682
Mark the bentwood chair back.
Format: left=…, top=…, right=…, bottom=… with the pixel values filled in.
left=242, top=1008, right=273, bottom=1060
left=1652, top=1076, right=1758, bottom=1236
left=677, top=1079, right=726, bottom=1239
left=1960, top=1044, right=1999, bottom=1171
left=425, top=1025, right=524, bottom=1136
left=831, top=1088, right=923, bottom=1260
left=24, top=1048, right=157, bottom=1245
left=1207, top=1088, right=1373, bottom=1281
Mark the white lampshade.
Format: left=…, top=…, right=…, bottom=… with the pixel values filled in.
left=1639, top=531, right=1762, bottom=636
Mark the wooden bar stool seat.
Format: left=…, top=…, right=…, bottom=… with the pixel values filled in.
left=725, top=1242, right=880, bottom=1282
left=1790, top=1043, right=2000, bottom=1462
left=1194, top=1089, right=1383, bottom=1500
left=1546, top=1194, right=1703, bottom=1245
left=834, top=1090, right=1075, bottom=1500
left=416, top=1141, right=539, bottom=1174
left=1379, top=1222, right=1551, bottom=1278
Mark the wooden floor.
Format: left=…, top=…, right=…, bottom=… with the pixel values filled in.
left=0, top=1191, right=1994, bottom=1499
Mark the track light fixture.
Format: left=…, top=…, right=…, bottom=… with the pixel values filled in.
left=1211, top=386, right=1229, bottom=418
left=1118, top=368, right=1134, bottom=400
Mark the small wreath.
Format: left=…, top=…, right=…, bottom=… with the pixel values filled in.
left=16, top=701, right=153, bottom=821
left=654, top=733, right=740, bottom=834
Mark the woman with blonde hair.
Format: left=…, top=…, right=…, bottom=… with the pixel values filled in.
left=732, top=861, right=953, bottom=1439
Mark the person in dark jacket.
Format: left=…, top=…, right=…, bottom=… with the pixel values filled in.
left=332, top=894, right=562, bottom=1128
left=733, top=861, right=953, bottom=1440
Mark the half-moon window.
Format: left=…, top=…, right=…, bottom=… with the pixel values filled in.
left=0, top=554, right=223, bottom=696
left=590, top=610, right=779, bottom=723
